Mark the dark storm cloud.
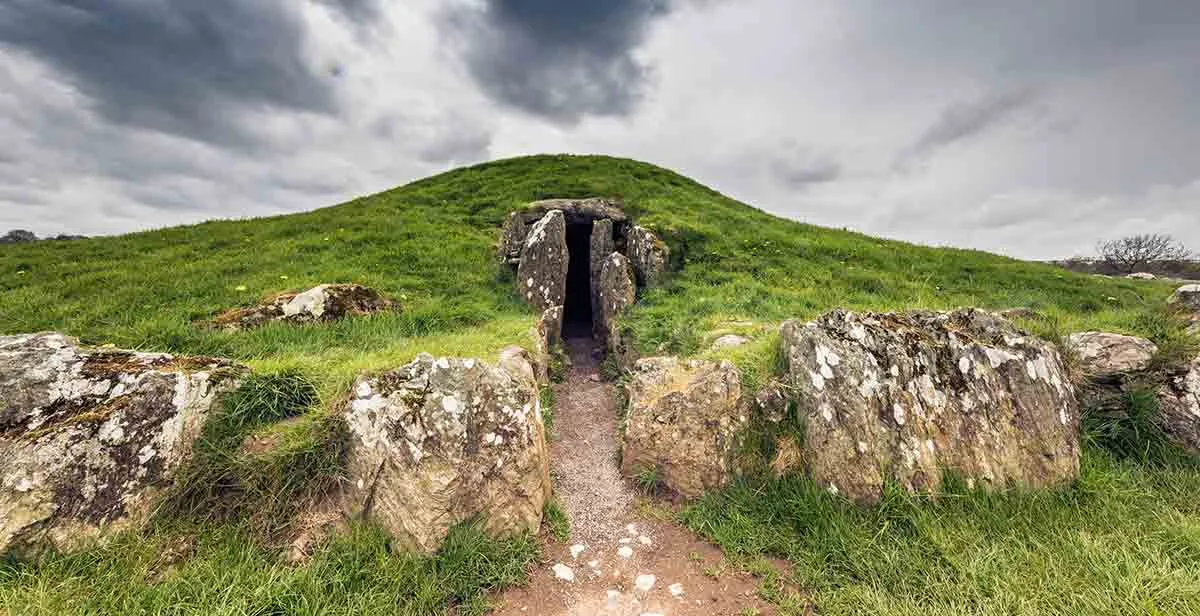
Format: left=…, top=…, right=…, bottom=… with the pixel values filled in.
left=442, top=0, right=673, bottom=122
left=768, top=148, right=842, bottom=188
left=0, top=0, right=352, bottom=146
left=894, top=90, right=1034, bottom=171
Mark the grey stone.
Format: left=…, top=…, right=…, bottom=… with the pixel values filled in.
left=207, top=283, right=397, bottom=330
left=597, top=252, right=636, bottom=350
left=1064, top=332, right=1158, bottom=377
left=589, top=219, right=616, bottom=335
left=711, top=334, right=750, bottom=350
left=516, top=210, right=568, bottom=312
left=524, top=197, right=627, bottom=226
left=621, top=357, right=746, bottom=498
left=0, top=333, right=245, bottom=555
left=343, top=353, right=551, bottom=553
left=497, top=211, right=529, bottom=265
left=627, top=225, right=669, bottom=288
left=1170, top=284, right=1200, bottom=315
left=1127, top=272, right=1157, bottom=280
left=1156, top=356, right=1200, bottom=455
left=780, top=309, right=1080, bottom=504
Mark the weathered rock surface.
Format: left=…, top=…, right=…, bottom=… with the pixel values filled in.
left=621, top=357, right=746, bottom=499
left=1156, top=356, right=1200, bottom=455
left=497, top=212, right=530, bottom=265
left=780, top=309, right=1080, bottom=503
left=1064, top=332, right=1158, bottom=377
left=343, top=353, right=551, bottom=553
left=597, top=252, right=636, bottom=348
left=516, top=210, right=568, bottom=312
left=589, top=219, right=616, bottom=331
left=627, top=225, right=670, bottom=288
left=1127, top=272, right=1157, bottom=280
left=538, top=305, right=564, bottom=352
left=995, top=307, right=1046, bottom=322
left=1170, top=284, right=1200, bottom=315
left=524, top=197, right=627, bottom=225
left=711, top=334, right=750, bottom=350
left=0, top=333, right=244, bottom=555
left=208, top=283, right=397, bottom=330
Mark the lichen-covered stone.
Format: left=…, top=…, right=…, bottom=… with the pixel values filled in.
left=208, top=283, right=397, bottom=330
left=1127, top=272, right=1157, bottom=280
left=621, top=357, right=746, bottom=499
left=0, top=333, right=245, bottom=555
left=711, top=334, right=750, bottom=350
left=538, top=305, right=564, bottom=353
left=497, top=212, right=530, bottom=266
left=516, top=210, right=568, bottom=312
left=627, top=225, right=669, bottom=288
left=780, top=309, right=1080, bottom=504
left=597, top=252, right=636, bottom=349
left=1156, top=356, right=1200, bottom=455
left=1170, top=284, right=1200, bottom=317
left=343, top=353, right=551, bottom=553
left=590, top=219, right=616, bottom=333
left=524, top=197, right=627, bottom=225
left=1064, top=332, right=1158, bottom=377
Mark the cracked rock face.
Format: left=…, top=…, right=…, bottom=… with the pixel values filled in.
left=780, top=309, right=1080, bottom=504
left=1171, top=284, right=1200, bottom=318
left=627, top=225, right=669, bottom=289
left=597, top=252, right=636, bottom=348
left=0, top=333, right=244, bottom=555
left=516, top=210, right=569, bottom=313
left=208, top=283, right=397, bottom=330
left=1156, top=356, right=1200, bottom=455
left=621, top=357, right=746, bottom=499
left=343, top=353, right=551, bottom=553
left=1064, top=332, right=1158, bottom=377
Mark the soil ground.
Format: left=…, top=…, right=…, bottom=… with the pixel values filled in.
left=489, top=338, right=781, bottom=616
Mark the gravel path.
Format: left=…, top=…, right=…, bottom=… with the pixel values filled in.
left=550, top=337, right=635, bottom=544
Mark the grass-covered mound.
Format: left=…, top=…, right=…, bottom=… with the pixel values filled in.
left=2, top=154, right=1197, bottom=615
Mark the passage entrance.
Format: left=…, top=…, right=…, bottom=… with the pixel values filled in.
left=563, top=222, right=593, bottom=338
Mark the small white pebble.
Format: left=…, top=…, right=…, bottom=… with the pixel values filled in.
left=619, top=537, right=632, bottom=544
left=634, top=573, right=656, bottom=592
left=638, top=535, right=652, bottom=545
left=569, top=544, right=586, bottom=559
left=669, top=583, right=684, bottom=596
left=626, top=523, right=639, bottom=535
left=551, top=563, right=575, bottom=582
left=588, top=560, right=600, bottom=568
left=617, top=546, right=633, bottom=558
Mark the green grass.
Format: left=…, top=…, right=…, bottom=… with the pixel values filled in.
left=1, top=154, right=1196, bottom=614
left=0, top=522, right=539, bottom=616
left=681, top=449, right=1200, bottom=615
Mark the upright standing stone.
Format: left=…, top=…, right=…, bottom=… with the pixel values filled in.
left=589, top=219, right=615, bottom=335
left=516, top=211, right=568, bottom=312
left=497, top=212, right=529, bottom=266
left=780, top=309, right=1080, bottom=503
left=597, top=253, right=636, bottom=349
left=343, top=353, right=551, bottom=553
left=627, top=225, right=669, bottom=288
left=1156, top=356, right=1200, bottom=455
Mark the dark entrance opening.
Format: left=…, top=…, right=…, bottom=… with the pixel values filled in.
left=563, top=222, right=593, bottom=338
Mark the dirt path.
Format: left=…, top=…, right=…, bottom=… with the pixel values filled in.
left=490, top=338, right=779, bottom=616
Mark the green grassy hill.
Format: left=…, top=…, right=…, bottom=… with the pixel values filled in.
left=2, top=155, right=1197, bottom=615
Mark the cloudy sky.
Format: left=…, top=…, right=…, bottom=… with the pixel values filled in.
left=1, top=0, right=1197, bottom=259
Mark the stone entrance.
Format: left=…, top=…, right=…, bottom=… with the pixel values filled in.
left=499, top=198, right=669, bottom=350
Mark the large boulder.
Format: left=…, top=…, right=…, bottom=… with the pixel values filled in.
left=524, top=197, right=627, bottom=225
left=0, top=333, right=244, bottom=555
left=621, top=357, right=746, bottom=499
left=1063, top=332, right=1158, bottom=377
left=516, top=210, right=568, bottom=312
left=627, top=225, right=670, bottom=288
left=597, top=252, right=636, bottom=348
left=1170, top=284, right=1200, bottom=315
left=342, top=353, right=551, bottom=553
left=1157, top=356, right=1200, bottom=455
left=780, top=309, right=1080, bottom=504
left=208, top=283, right=397, bottom=330
left=497, top=212, right=529, bottom=266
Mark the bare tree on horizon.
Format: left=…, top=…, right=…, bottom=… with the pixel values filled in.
left=1097, top=233, right=1192, bottom=274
